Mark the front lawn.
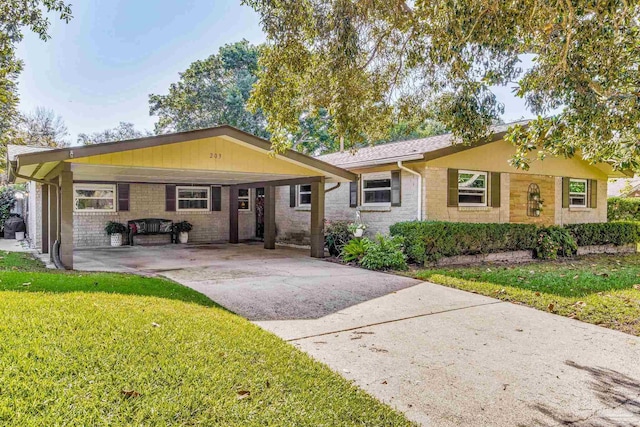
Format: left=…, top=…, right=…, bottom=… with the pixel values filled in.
left=411, top=254, right=640, bottom=336
left=0, top=251, right=413, bottom=426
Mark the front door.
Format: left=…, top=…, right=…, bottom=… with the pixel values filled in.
left=255, top=187, right=265, bottom=239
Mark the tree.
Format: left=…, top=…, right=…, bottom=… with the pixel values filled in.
left=0, top=1, right=73, bottom=172
left=16, top=107, right=69, bottom=147
left=149, top=40, right=268, bottom=138
left=243, top=1, right=640, bottom=170
left=77, top=122, right=152, bottom=145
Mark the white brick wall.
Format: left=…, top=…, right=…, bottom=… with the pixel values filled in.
left=276, top=170, right=421, bottom=244
left=72, top=184, right=257, bottom=248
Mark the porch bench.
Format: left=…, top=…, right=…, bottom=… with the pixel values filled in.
left=128, top=218, right=176, bottom=246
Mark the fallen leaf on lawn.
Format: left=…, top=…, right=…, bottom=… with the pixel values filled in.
left=633, top=285, right=640, bottom=290
left=236, top=390, right=251, bottom=400
left=486, top=268, right=492, bottom=272
left=574, top=301, right=587, bottom=307
left=598, top=273, right=610, bottom=277
left=21, top=282, right=31, bottom=287
left=547, top=303, right=555, bottom=311
left=568, top=313, right=577, bottom=319
left=121, top=390, right=141, bottom=398
left=494, top=289, right=506, bottom=295
left=572, top=275, right=579, bottom=280
left=151, top=322, right=160, bottom=327
left=534, top=292, right=541, bottom=296
left=518, top=276, right=525, bottom=281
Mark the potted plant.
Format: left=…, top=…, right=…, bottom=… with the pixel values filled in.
left=348, top=222, right=367, bottom=238
left=175, top=221, right=193, bottom=244
left=104, top=221, right=127, bottom=247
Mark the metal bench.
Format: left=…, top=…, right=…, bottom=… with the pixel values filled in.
left=127, top=218, right=175, bottom=246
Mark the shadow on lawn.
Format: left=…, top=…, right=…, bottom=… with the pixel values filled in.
left=523, top=360, right=640, bottom=426
left=0, top=269, right=222, bottom=309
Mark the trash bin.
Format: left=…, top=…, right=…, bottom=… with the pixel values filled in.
left=4, top=215, right=26, bottom=239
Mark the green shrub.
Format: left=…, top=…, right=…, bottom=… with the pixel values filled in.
left=0, top=186, right=16, bottom=232
left=104, top=221, right=127, bottom=235
left=341, top=238, right=367, bottom=263
left=535, top=226, right=577, bottom=260
left=565, top=222, right=640, bottom=246
left=360, top=234, right=407, bottom=271
left=325, top=220, right=352, bottom=256
left=390, top=221, right=538, bottom=264
left=608, top=197, right=640, bottom=221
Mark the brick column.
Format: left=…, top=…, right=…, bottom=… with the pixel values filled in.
left=264, top=185, right=276, bottom=250
left=310, top=178, right=325, bottom=258
left=41, top=184, right=49, bottom=254
left=229, top=185, right=239, bottom=243
left=58, top=164, right=74, bottom=269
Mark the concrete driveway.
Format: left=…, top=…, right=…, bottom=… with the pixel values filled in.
left=75, top=243, right=640, bottom=426
left=257, top=283, right=640, bottom=427
left=74, top=242, right=420, bottom=320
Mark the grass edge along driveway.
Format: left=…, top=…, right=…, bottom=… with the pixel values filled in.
left=0, top=251, right=414, bottom=426
left=410, top=254, right=640, bottom=336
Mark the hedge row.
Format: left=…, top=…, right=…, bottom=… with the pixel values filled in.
left=390, top=221, right=639, bottom=264
left=608, top=197, right=640, bottom=221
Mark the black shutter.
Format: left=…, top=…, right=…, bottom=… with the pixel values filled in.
left=166, top=185, right=176, bottom=211
left=490, top=172, right=501, bottom=208
left=289, top=185, right=296, bottom=207
left=589, top=179, right=598, bottom=208
left=391, top=170, right=401, bottom=207
left=117, top=183, right=130, bottom=211
left=211, top=186, right=222, bottom=211
left=349, top=181, right=358, bottom=208
left=447, top=169, right=459, bottom=207
left=562, top=178, right=570, bottom=208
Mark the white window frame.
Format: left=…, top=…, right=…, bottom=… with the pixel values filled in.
left=238, top=188, right=251, bottom=211
left=297, top=184, right=312, bottom=207
left=361, top=172, right=392, bottom=207
left=569, top=178, right=588, bottom=208
left=176, top=186, right=210, bottom=211
left=73, top=184, right=116, bottom=212
left=458, top=170, right=488, bottom=207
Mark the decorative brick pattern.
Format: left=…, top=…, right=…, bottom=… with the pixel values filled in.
left=509, top=174, right=555, bottom=225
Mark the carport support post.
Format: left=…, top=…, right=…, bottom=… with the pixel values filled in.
left=41, top=184, right=49, bottom=254
left=48, top=184, right=58, bottom=258
left=58, top=164, right=74, bottom=269
left=264, top=185, right=276, bottom=249
left=310, top=177, right=325, bottom=258
left=229, top=185, right=239, bottom=244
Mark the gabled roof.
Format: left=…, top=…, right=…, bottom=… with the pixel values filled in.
left=608, top=177, right=640, bottom=197
left=9, top=125, right=356, bottom=184
left=317, top=121, right=529, bottom=168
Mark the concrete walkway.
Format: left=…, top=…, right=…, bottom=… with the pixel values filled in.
left=257, top=283, right=640, bottom=427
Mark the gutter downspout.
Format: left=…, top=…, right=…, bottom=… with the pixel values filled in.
left=325, top=182, right=341, bottom=193
left=397, top=161, right=422, bottom=221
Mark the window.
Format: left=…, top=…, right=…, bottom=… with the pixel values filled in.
left=238, top=188, right=251, bottom=211
left=177, top=186, right=210, bottom=211
left=458, top=170, right=487, bottom=206
left=569, top=179, right=588, bottom=207
left=74, top=184, right=116, bottom=212
left=298, top=184, right=312, bottom=206
left=362, top=173, right=391, bottom=205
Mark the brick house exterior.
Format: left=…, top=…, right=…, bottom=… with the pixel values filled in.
left=10, top=123, right=626, bottom=258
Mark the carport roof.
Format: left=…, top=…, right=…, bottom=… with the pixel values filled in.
left=8, top=125, right=357, bottom=184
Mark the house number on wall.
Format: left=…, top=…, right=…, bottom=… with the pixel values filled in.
left=210, top=153, right=222, bottom=159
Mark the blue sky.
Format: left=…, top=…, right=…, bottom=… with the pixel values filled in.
left=16, top=0, right=530, bottom=145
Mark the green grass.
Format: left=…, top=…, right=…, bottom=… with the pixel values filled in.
left=0, top=251, right=414, bottom=426
left=411, top=254, right=640, bottom=336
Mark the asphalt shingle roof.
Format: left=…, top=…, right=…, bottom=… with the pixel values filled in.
left=316, top=121, right=529, bottom=168
left=7, top=145, right=54, bottom=162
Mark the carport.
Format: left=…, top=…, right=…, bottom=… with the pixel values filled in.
left=7, top=126, right=356, bottom=269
